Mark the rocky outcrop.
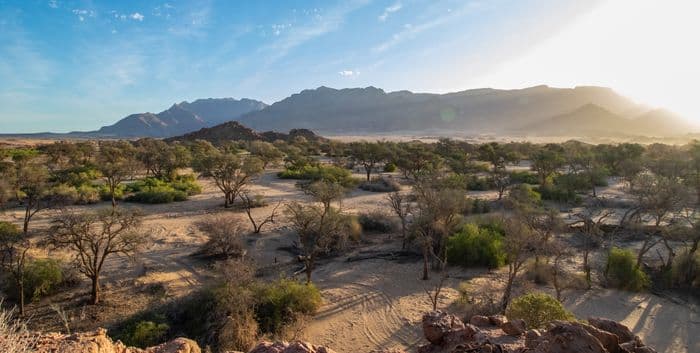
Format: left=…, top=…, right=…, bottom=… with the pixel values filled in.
left=28, top=328, right=200, bottom=353
left=419, top=311, right=658, bottom=353
left=247, top=341, right=337, bottom=353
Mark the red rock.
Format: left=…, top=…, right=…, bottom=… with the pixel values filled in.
left=469, top=315, right=492, bottom=327
left=500, top=319, right=526, bottom=336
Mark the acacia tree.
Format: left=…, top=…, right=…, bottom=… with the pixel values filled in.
left=348, top=142, right=389, bottom=181
left=0, top=222, right=30, bottom=315
left=48, top=208, right=147, bottom=305
left=387, top=192, right=412, bottom=249
left=500, top=216, right=536, bottom=312
left=248, top=141, right=284, bottom=169
left=193, top=145, right=264, bottom=208
left=478, top=143, right=518, bottom=200
left=303, top=180, right=346, bottom=212
left=285, top=202, right=351, bottom=284
left=135, top=139, right=191, bottom=180
left=14, top=158, right=54, bottom=234
left=97, top=141, right=140, bottom=208
left=530, top=144, right=565, bottom=186
left=572, top=203, right=614, bottom=288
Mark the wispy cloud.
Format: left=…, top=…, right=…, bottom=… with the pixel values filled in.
left=130, top=12, right=144, bottom=21
left=378, top=2, right=402, bottom=22
left=48, top=0, right=58, bottom=9
left=72, top=9, right=96, bottom=22
left=373, top=4, right=475, bottom=52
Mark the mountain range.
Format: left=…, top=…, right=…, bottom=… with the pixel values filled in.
left=2, top=85, right=695, bottom=139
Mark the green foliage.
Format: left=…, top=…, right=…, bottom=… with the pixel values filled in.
left=383, top=162, right=397, bottom=172
left=464, top=198, right=491, bottom=215
left=124, top=175, right=200, bottom=204
left=278, top=164, right=359, bottom=187
left=24, top=259, right=64, bottom=301
left=51, top=166, right=101, bottom=187
left=466, top=176, right=491, bottom=191
left=99, top=184, right=126, bottom=201
left=447, top=223, right=506, bottom=268
left=358, top=211, right=396, bottom=233
left=669, top=250, right=699, bottom=289
left=254, top=279, right=322, bottom=333
left=509, top=171, right=539, bottom=185
left=506, top=292, right=574, bottom=329
left=605, top=248, right=650, bottom=291
left=121, top=320, right=170, bottom=348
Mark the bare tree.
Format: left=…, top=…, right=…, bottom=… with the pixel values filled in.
left=302, top=180, right=346, bottom=212
left=387, top=192, right=412, bottom=249
left=240, top=193, right=281, bottom=234
left=196, top=215, right=247, bottom=258
left=500, top=216, right=536, bottom=312
left=572, top=205, right=614, bottom=288
left=0, top=222, right=30, bottom=315
left=285, top=202, right=350, bottom=284
left=48, top=208, right=147, bottom=305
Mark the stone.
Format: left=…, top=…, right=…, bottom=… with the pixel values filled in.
left=500, top=319, right=526, bottom=336
left=470, top=315, right=492, bottom=327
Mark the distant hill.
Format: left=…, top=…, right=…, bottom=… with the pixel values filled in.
left=166, top=121, right=325, bottom=145
left=522, top=104, right=697, bottom=137
left=235, top=85, right=652, bottom=134
left=95, top=98, right=267, bottom=138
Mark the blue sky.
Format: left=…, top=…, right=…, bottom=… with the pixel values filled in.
left=5, top=0, right=696, bottom=133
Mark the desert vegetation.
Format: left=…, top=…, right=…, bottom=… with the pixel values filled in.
left=1, top=136, right=699, bottom=353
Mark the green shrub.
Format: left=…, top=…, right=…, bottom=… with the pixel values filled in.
left=447, top=223, right=506, bottom=268
left=466, top=176, right=491, bottom=191
left=51, top=166, right=101, bottom=187
left=383, top=162, right=397, bottom=172
left=278, top=164, right=359, bottom=188
left=99, top=184, right=126, bottom=201
left=21, top=259, right=64, bottom=301
left=359, top=177, right=401, bottom=192
left=506, top=292, right=574, bottom=329
left=358, top=211, right=396, bottom=233
left=464, top=198, right=491, bottom=215
left=124, top=176, right=199, bottom=204
left=605, top=248, right=650, bottom=291
left=669, top=250, right=699, bottom=289
left=536, top=184, right=581, bottom=204
left=254, top=279, right=322, bottom=333
left=509, top=171, right=539, bottom=185
left=121, top=320, right=170, bottom=348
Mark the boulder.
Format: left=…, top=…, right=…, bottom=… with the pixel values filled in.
left=248, top=341, right=336, bottom=353
left=422, top=311, right=466, bottom=344
left=525, top=329, right=542, bottom=349
left=488, top=315, right=508, bottom=327
left=500, top=319, right=526, bottom=336
left=588, top=317, right=636, bottom=343
left=469, top=315, right=492, bottom=327
left=579, top=323, right=620, bottom=353
left=532, top=322, right=607, bottom=353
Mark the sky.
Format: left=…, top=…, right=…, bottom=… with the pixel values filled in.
left=1, top=0, right=699, bottom=133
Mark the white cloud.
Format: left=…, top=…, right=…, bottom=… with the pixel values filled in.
left=339, top=70, right=359, bottom=77
left=48, top=0, right=58, bottom=9
left=72, top=9, right=96, bottom=22
left=130, top=13, right=144, bottom=21
left=378, top=2, right=402, bottom=22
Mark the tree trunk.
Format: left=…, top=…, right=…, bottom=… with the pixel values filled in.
left=18, top=278, right=25, bottom=316
left=305, top=259, right=312, bottom=284
left=501, top=273, right=515, bottom=313
left=23, top=204, right=30, bottom=234
left=422, top=245, right=429, bottom=280
left=366, top=168, right=371, bottom=181
left=91, top=276, right=100, bottom=305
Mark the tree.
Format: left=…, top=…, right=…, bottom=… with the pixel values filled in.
left=0, top=222, right=30, bottom=315
left=387, top=192, right=412, bottom=249
left=303, top=180, right=346, bottom=212
left=48, top=208, right=147, bottom=305
left=348, top=142, right=389, bottom=181
left=479, top=143, right=518, bottom=200
left=14, top=158, right=54, bottom=234
left=248, top=141, right=284, bottom=169
left=500, top=216, right=536, bottom=312
left=530, top=144, right=565, bottom=186
left=240, top=193, right=281, bottom=234
left=392, top=142, right=441, bottom=180
left=193, top=145, right=264, bottom=208
left=135, top=139, right=191, bottom=180
left=285, top=202, right=352, bottom=284
left=196, top=215, right=247, bottom=258
left=97, top=141, right=140, bottom=208
left=572, top=204, right=614, bottom=288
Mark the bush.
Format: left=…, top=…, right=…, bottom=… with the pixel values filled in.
left=254, top=279, right=322, bottom=334
left=536, top=184, right=581, bottom=204
left=383, top=162, right=397, bottom=172
left=358, top=211, right=396, bottom=233
left=604, top=248, right=650, bottom=291
left=455, top=282, right=500, bottom=318
left=24, top=259, right=64, bottom=301
left=124, top=176, right=200, bottom=204
left=506, top=292, right=574, bottom=329
left=121, top=320, right=170, bottom=348
left=464, top=198, right=491, bottom=214
left=99, top=184, right=126, bottom=201
left=447, top=223, right=506, bottom=268
left=359, top=177, right=401, bottom=192
left=278, top=164, right=359, bottom=188
left=509, top=171, right=539, bottom=185
left=669, top=250, right=699, bottom=289
left=466, top=176, right=491, bottom=191
left=196, top=216, right=246, bottom=259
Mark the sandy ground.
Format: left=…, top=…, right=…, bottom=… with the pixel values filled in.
left=0, top=170, right=698, bottom=353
